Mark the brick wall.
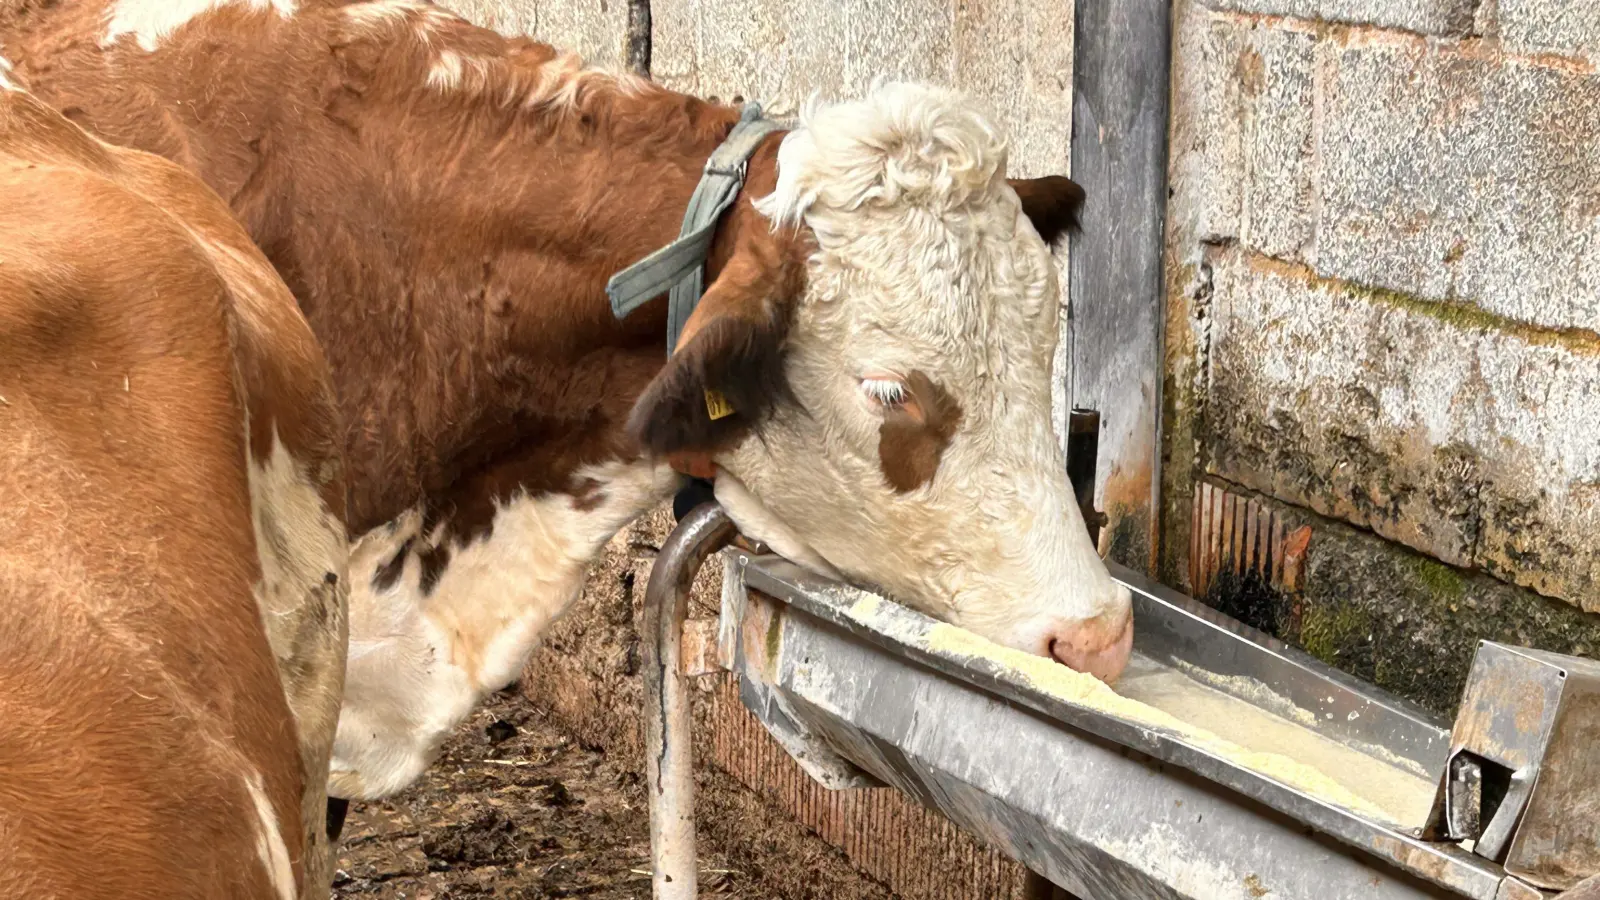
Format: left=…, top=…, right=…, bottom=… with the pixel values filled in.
left=1162, top=0, right=1600, bottom=712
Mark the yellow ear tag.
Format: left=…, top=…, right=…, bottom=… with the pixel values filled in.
left=704, top=389, right=735, bottom=421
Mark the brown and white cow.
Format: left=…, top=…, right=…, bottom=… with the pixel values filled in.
left=0, top=64, right=347, bottom=897
left=5, top=0, right=1133, bottom=803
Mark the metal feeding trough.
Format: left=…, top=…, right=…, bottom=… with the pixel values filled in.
left=638, top=504, right=1600, bottom=900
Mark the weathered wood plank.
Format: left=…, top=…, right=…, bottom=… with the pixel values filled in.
left=1067, top=0, right=1172, bottom=573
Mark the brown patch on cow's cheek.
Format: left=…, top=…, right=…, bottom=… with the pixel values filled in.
left=877, top=372, right=963, bottom=493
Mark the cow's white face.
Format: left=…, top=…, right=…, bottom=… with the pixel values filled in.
left=632, top=83, right=1132, bottom=682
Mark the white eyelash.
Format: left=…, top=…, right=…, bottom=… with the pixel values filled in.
left=861, top=378, right=907, bottom=407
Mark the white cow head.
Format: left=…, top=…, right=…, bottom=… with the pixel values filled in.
left=629, top=82, right=1133, bottom=683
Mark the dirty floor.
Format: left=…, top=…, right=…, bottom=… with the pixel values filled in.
left=332, top=687, right=759, bottom=900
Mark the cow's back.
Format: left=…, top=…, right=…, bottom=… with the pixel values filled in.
left=0, top=82, right=346, bottom=899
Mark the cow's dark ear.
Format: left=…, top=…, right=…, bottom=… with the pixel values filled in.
left=1008, top=175, right=1086, bottom=247
left=627, top=233, right=803, bottom=458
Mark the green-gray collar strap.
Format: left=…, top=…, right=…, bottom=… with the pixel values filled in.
left=605, top=102, right=783, bottom=355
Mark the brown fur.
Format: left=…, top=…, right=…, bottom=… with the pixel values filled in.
left=0, top=85, right=346, bottom=899
left=878, top=371, right=965, bottom=492
left=6, top=0, right=762, bottom=554
left=1008, top=174, right=1086, bottom=246
left=4, top=0, right=1084, bottom=572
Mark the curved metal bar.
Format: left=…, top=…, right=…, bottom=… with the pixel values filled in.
left=642, top=502, right=736, bottom=900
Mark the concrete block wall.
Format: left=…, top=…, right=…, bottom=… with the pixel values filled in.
left=1162, top=0, right=1600, bottom=711
left=438, top=0, right=631, bottom=69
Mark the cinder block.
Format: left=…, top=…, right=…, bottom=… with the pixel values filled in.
left=1167, top=7, right=1317, bottom=256
left=437, top=0, right=631, bottom=70
left=1205, top=0, right=1477, bottom=35
left=1240, top=26, right=1317, bottom=259
left=1167, top=2, right=1247, bottom=247
left=650, top=0, right=953, bottom=117
left=1202, top=248, right=1600, bottom=610
left=1499, top=0, right=1600, bottom=61
left=1317, top=41, right=1600, bottom=331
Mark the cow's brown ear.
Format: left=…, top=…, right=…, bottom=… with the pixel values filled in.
left=1009, top=175, right=1086, bottom=247
left=626, top=234, right=802, bottom=457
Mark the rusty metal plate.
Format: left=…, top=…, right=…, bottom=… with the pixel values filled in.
left=1189, top=481, right=1310, bottom=599
left=1504, top=650, right=1600, bottom=890
left=1425, top=641, right=1600, bottom=890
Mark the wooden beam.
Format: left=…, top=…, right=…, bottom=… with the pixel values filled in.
left=1067, top=0, right=1173, bottom=574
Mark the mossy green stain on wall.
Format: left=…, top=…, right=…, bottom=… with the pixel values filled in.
left=1410, top=555, right=1467, bottom=603
left=1297, top=604, right=1372, bottom=668
left=1182, top=492, right=1600, bottom=716
left=1332, top=277, right=1600, bottom=354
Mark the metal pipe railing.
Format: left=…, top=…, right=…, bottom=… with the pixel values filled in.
left=641, top=502, right=736, bottom=899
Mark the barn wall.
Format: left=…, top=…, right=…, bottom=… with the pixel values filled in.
left=1161, top=0, right=1600, bottom=712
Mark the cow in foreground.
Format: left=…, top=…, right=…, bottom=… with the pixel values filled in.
left=0, top=65, right=347, bottom=898
left=5, top=0, right=1135, bottom=806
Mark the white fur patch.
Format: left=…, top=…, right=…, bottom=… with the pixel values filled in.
left=247, top=427, right=345, bottom=668
left=244, top=770, right=297, bottom=900
left=0, top=55, right=16, bottom=92
left=102, top=0, right=297, bottom=51
left=242, top=414, right=346, bottom=900
left=426, top=49, right=490, bottom=91
left=329, top=461, right=677, bottom=799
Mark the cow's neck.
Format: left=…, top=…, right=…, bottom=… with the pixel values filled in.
left=249, top=56, right=745, bottom=539
left=295, top=66, right=748, bottom=797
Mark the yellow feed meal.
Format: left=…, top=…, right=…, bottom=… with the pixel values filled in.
left=835, top=590, right=1434, bottom=827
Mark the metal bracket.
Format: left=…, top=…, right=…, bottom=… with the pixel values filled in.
left=1424, top=641, right=1600, bottom=890
left=641, top=503, right=736, bottom=900
left=1066, top=408, right=1107, bottom=549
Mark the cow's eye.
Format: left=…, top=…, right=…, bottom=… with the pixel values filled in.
left=860, top=377, right=908, bottom=410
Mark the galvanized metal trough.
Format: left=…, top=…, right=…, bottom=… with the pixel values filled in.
left=640, top=504, right=1598, bottom=900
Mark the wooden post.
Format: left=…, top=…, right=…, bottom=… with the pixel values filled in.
left=1067, top=0, right=1173, bottom=574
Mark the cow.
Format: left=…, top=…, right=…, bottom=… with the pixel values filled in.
left=0, top=64, right=347, bottom=898
left=4, top=0, right=1135, bottom=808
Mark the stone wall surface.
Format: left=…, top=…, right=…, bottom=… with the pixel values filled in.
left=1498, top=0, right=1600, bottom=59
left=1204, top=0, right=1478, bottom=34
left=1162, top=0, right=1600, bottom=709
left=1165, top=0, right=1600, bottom=617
